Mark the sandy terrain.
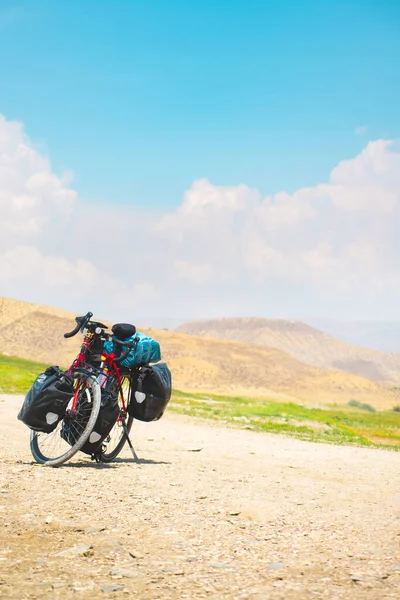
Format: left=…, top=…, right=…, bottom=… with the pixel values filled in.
left=0, top=393, right=399, bottom=600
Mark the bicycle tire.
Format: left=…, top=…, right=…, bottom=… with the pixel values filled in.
left=100, top=374, right=134, bottom=462
left=30, top=373, right=101, bottom=467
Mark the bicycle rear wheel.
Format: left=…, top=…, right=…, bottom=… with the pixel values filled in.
left=30, top=372, right=101, bottom=467
left=100, top=374, right=134, bottom=462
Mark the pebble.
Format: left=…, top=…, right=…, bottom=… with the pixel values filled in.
left=102, top=584, right=125, bottom=593
left=72, top=583, right=94, bottom=592
left=110, top=567, right=142, bottom=579
left=55, top=545, right=93, bottom=558
left=162, top=567, right=185, bottom=575
left=268, top=562, right=285, bottom=571
left=52, top=582, right=68, bottom=589
left=392, top=565, right=400, bottom=572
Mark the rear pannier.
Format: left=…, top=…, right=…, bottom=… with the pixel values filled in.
left=128, top=363, right=172, bottom=422
left=17, top=366, right=74, bottom=433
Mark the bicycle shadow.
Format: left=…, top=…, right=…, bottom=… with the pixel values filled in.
left=23, top=460, right=116, bottom=470
left=57, top=458, right=171, bottom=468
left=23, top=457, right=171, bottom=469
left=111, top=457, right=171, bottom=465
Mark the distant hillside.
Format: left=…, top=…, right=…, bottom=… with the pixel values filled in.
left=304, top=317, right=400, bottom=353
left=1, top=298, right=399, bottom=409
left=177, top=317, right=400, bottom=384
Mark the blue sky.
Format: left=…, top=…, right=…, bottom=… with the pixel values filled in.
left=2, top=0, right=400, bottom=324
left=1, top=0, right=399, bottom=209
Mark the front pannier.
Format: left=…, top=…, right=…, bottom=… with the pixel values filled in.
left=61, top=387, right=119, bottom=455
left=17, top=366, right=74, bottom=433
left=128, top=363, right=172, bottom=422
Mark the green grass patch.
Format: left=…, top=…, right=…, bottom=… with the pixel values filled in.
left=170, top=390, right=400, bottom=450
left=0, top=354, right=50, bottom=395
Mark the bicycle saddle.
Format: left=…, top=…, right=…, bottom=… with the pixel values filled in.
left=112, top=323, right=137, bottom=340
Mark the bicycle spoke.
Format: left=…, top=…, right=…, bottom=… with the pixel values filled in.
left=30, top=373, right=101, bottom=466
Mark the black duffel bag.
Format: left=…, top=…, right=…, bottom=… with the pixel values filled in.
left=61, top=387, right=120, bottom=455
left=129, top=363, right=172, bottom=422
left=17, top=366, right=74, bottom=433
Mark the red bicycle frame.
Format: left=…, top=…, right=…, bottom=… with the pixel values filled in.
left=67, top=332, right=128, bottom=417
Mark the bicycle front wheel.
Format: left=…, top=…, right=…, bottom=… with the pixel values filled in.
left=30, top=372, right=101, bottom=467
left=100, top=374, right=134, bottom=462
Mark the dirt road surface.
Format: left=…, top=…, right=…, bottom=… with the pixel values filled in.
left=1, top=394, right=399, bottom=600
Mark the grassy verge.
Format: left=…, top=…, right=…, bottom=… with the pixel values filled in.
left=2, top=354, right=400, bottom=450
left=0, top=354, right=50, bottom=394
left=169, top=390, right=400, bottom=450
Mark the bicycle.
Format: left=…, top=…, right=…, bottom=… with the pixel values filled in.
left=30, top=312, right=140, bottom=467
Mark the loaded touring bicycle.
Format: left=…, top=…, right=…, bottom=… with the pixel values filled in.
left=18, top=312, right=172, bottom=467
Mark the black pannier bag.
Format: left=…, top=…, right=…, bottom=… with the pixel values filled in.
left=17, top=366, right=74, bottom=433
left=128, top=363, right=172, bottom=422
left=62, top=387, right=119, bottom=455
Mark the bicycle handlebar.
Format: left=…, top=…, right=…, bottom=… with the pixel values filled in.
left=64, top=312, right=93, bottom=338
left=64, top=314, right=137, bottom=365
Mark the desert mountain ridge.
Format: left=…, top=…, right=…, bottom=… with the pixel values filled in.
left=304, top=317, right=400, bottom=353
left=177, top=317, right=400, bottom=384
left=1, top=297, right=399, bottom=409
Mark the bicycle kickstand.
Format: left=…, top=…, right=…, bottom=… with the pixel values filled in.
left=122, top=419, right=139, bottom=462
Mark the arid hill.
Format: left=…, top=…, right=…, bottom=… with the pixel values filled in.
left=178, top=317, right=400, bottom=384
left=1, top=298, right=399, bottom=409
left=305, top=317, right=400, bottom=353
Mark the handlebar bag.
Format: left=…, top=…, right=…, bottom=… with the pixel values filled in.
left=128, top=363, right=172, bottom=422
left=103, top=332, right=161, bottom=367
left=17, top=366, right=74, bottom=433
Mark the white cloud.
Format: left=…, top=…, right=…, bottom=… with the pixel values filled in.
left=1, top=113, right=400, bottom=321
left=0, top=115, right=76, bottom=246
left=174, top=260, right=215, bottom=285
left=328, top=140, right=400, bottom=213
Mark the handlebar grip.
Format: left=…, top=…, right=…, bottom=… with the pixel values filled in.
left=63, top=312, right=93, bottom=338
left=64, top=322, right=81, bottom=339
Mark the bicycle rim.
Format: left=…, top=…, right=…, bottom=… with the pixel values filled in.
left=100, top=375, right=133, bottom=462
left=30, top=373, right=101, bottom=467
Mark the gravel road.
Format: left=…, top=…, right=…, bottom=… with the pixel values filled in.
left=0, top=394, right=399, bottom=599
